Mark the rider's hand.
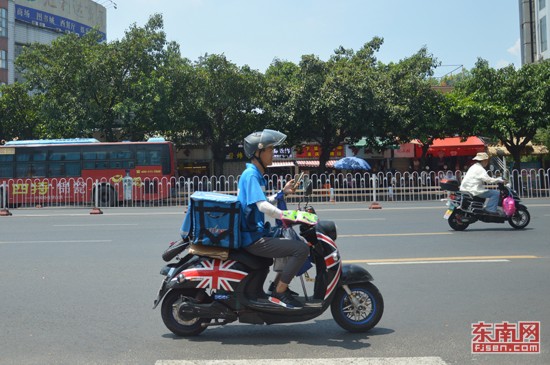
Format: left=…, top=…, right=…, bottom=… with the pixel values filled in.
left=282, top=179, right=296, bottom=195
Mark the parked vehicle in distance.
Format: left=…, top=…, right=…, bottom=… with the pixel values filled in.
left=0, top=138, right=176, bottom=207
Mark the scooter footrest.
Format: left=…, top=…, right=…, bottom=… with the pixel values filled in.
left=304, top=299, right=323, bottom=308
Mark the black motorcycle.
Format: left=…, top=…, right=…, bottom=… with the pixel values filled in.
left=440, top=178, right=530, bottom=231
left=153, top=182, right=384, bottom=336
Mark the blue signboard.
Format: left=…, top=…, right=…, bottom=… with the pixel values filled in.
left=15, top=5, right=106, bottom=40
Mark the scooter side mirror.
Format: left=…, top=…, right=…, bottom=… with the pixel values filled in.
left=304, top=180, right=313, bottom=197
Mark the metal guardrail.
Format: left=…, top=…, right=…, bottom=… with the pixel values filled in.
left=1, top=168, right=549, bottom=209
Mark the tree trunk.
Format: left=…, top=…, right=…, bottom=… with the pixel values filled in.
left=317, top=144, right=334, bottom=175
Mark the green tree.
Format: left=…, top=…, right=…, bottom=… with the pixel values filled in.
left=381, top=47, right=453, bottom=167
left=0, top=82, right=41, bottom=141
left=16, top=14, right=177, bottom=141
left=265, top=37, right=387, bottom=172
left=185, top=54, right=264, bottom=176
left=450, top=59, right=550, bottom=169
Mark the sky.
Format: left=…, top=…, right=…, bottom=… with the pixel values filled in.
left=104, top=0, right=521, bottom=78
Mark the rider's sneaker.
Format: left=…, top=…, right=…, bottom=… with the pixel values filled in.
left=267, top=282, right=299, bottom=296
left=269, top=290, right=303, bottom=309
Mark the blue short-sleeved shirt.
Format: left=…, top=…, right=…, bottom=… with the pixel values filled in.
left=237, top=163, right=268, bottom=247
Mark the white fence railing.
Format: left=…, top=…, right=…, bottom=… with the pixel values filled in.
left=1, top=168, right=549, bottom=209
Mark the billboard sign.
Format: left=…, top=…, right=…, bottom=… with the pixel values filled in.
left=14, top=0, right=106, bottom=39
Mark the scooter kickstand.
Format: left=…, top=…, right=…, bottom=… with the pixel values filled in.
left=299, top=275, right=308, bottom=301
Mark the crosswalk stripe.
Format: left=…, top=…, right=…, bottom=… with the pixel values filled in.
left=155, top=357, right=448, bottom=365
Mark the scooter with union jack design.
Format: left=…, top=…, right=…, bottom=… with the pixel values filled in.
left=153, top=182, right=383, bottom=336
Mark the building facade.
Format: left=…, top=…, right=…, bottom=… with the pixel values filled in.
left=520, top=0, right=550, bottom=64
left=0, top=0, right=106, bottom=85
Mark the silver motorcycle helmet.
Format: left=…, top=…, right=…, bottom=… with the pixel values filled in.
left=243, top=129, right=287, bottom=159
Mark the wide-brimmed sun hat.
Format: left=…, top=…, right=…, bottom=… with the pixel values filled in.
left=472, top=152, right=489, bottom=161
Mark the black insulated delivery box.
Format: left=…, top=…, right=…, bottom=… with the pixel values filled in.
left=440, top=178, right=460, bottom=191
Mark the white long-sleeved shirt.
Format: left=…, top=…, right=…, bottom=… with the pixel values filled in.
left=459, top=162, right=503, bottom=195
left=256, top=193, right=283, bottom=219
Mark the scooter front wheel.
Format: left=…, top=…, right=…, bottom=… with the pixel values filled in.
left=160, top=289, right=211, bottom=336
left=508, top=205, right=530, bottom=229
left=330, top=282, right=383, bottom=333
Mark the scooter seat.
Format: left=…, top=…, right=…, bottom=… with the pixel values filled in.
left=229, top=250, right=273, bottom=270
left=458, top=191, right=485, bottom=203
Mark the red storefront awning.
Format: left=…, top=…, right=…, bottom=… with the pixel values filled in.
left=296, top=160, right=337, bottom=168
left=268, top=161, right=295, bottom=167
left=416, top=137, right=486, bottom=157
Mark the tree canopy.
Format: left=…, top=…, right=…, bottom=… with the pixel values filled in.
left=2, top=14, right=549, bottom=174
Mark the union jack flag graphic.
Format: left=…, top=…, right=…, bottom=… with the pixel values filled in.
left=316, top=232, right=342, bottom=299
left=181, top=259, right=248, bottom=292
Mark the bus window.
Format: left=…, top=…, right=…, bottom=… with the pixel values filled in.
left=83, top=152, right=95, bottom=160
left=0, top=154, right=15, bottom=177
left=83, top=151, right=108, bottom=160
left=136, top=145, right=171, bottom=174
left=107, top=147, right=132, bottom=169
left=150, top=151, right=161, bottom=165
left=49, top=162, right=80, bottom=177
left=109, top=149, right=132, bottom=159
left=33, top=152, right=47, bottom=161
left=32, top=164, right=46, bottom=177
left=16, top=152, right=31, bottom=162
left=65, top=162, right=81, bottom=176
left=0, top=164, right=13, bottom=178
left=16, top=164, right=31, bottom=177
left=110, top=161, right=123, bottom=169
left=50, top=151, right=81, bottom=161
left=49, top=162, right=64, bottom=177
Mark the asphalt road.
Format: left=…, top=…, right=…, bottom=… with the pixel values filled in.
left=1, top=199, right=549, bottom=365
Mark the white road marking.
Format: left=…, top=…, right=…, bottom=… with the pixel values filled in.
left=155, top=357, right=448, bottom=365
left=367, top=259, right=510, bottom=265
left=344, top=255, right=538, bottom=265
left=53, top=224, right=139, bottom=227
left=339, top=232, right=452, bottom=238
left=333, top=218, right=386, bottom=221
left=0, top=240, right=112, bottom=244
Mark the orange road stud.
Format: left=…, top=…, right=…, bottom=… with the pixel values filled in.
left=369, top=202, right=382, bottom=209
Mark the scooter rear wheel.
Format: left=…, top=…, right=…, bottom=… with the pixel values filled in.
left=448, top=210, right=469, bottom=231
left=161, top=289, right=211, bottom=336
left=331, top=282, right=383, bottom=333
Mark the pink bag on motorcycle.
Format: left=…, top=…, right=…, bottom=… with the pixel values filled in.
left=502, top=196, right=516, bottom=216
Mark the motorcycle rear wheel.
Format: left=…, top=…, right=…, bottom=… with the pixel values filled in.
left=508, top=206, right=530, bottom=229
left=161, top=289, right=211, bottom=336
left=448, top=210, right=469, bottom=231
left=330, top=282, right=383, bottom=333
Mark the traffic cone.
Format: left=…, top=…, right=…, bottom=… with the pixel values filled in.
left=369, top=202, right=382, bottom=209
left=90, top=207, right=103, bottom=215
